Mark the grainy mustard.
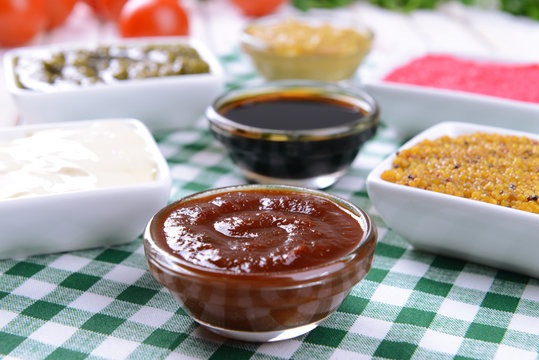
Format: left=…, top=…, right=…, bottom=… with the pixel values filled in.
left=244, top=19, right=371, bottom=56
left=381, top=132, right=539, bottom=214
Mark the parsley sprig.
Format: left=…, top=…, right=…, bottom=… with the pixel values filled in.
left=292, top=0, right=539, bottom=20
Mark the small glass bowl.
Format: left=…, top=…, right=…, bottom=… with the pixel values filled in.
left=241, top=13, right=373, bottom=81
left=143, top=184, right=378, bottom=342
left=206, top=80, right=379, bottom=189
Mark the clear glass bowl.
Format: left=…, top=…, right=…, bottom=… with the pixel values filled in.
left=241, top=13, right=373, bottom=81
left=206, top=80, right=379, bottom=189
left=143, top=184, right=378, bottom=342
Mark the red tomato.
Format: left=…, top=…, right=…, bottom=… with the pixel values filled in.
left=230, top=0, right=287, bottom=16
left=98, top=0, right=129, bottom=21
left=0, top=0, right=48, bottom=47
left=119, top=0, right=189, bottom=38
left=81, top=0, right=107, bottom=17
left=45, top=0, right=78, bottom=29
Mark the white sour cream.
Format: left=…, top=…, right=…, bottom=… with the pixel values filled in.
left=0, top=122, right=158, bottom=199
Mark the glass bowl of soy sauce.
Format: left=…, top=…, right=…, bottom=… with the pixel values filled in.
left=206, top=80, right=379, bottom=189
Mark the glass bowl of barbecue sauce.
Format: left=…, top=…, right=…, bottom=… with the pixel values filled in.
left=206, top=81, right=379, bottom=189
left=143, top=184, right=377, bottom=342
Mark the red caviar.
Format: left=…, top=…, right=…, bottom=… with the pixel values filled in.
left=383, top=54, right=539, bottom=104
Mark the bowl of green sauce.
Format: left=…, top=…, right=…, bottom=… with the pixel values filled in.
left=3, top=37, right=224, bottom=133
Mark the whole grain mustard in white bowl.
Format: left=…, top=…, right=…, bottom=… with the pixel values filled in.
left=366, top=121, right=539, bottom=278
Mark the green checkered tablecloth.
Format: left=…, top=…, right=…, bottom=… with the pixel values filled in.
left=1, top=49, right=538, bottom=360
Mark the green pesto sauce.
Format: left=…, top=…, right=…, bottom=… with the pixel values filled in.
left=14, top=43, right=210, bottom=91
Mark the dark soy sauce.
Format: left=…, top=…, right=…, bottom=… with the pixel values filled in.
left=219, top=93, right=365, bottom=130
left=212, top=91, right=376, bottom=180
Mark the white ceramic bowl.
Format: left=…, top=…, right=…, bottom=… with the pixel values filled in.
left=0, top=119, right=172, bottom=259
left=363, top=54, right=539, bottom=138
left=3, top=37, right=224, bottom=133
left=366, top=121, right=539, bottom=278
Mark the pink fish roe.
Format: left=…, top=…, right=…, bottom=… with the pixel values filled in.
left=383, top=54, right=539, bottom=104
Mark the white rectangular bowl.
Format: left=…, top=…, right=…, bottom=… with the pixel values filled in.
left=0, top=119, right=172, bottom=259
left=366, top=121, right=539, bottom=278
left=362, top=55, right=539, bottom=138
left=3, top=37, right=225, bottom=133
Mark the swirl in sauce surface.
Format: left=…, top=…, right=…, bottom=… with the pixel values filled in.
left=153, top=189, right=364, bottom=273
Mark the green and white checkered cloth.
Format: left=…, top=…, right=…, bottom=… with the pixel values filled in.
left=1, top=49, right=538, bottom=360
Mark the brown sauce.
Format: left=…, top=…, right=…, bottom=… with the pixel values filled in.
left=150, top=188, right=364, bottom=273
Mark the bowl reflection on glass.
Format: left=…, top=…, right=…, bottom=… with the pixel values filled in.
left=206, top=80, right=379, bottom=189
